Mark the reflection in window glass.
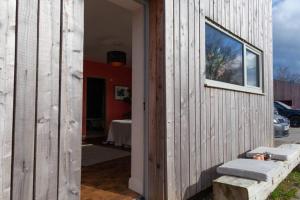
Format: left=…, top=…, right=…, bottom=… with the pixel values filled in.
left=246, top=50, right=259, bottom=87
left=205, top=24, right=244, bottom=86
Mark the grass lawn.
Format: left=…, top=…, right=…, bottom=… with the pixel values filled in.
left=269, top=169, right=300, bottom=200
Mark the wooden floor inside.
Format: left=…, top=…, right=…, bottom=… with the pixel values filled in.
left=81, top=155, right=139, bottom=200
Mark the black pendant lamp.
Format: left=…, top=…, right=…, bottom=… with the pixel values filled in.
left=107, top=51, right=126, bottom=67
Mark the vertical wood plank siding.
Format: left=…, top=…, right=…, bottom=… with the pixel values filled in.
left=11, top=0, right=83, bottom=199
left=8, top=0, right=164, bottom=199
left=165, top=0, right=273, bottom=199
left=4, top=0, right=273, bottom=199
left=274, top=80, right=300, bottom=109
left=0, top=0, right=16, bottom=199
left=58, top=0, right=84, bottom=199
left=12, top=0, right=39, bottom=199
left=35, top=0, right=61, bottom=199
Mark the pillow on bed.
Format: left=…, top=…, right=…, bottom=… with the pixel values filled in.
left=246, top=146, right=298, bottom=161
left=217, top=159, right=281, bottom=182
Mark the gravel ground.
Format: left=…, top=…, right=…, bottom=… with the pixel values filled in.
left=274, top=128, right=300, bottom=147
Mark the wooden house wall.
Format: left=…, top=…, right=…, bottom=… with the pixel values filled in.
left=165, top=0, right=274, bottom=199
left=0, top=0, right=16, bottom=199
left=1, top=0, right=273, bottom=199
left=274, top=80, right=300, bottom=109
left=0, top=0, right=166, bottom=199
left=9, top=0, right=84, bottom=199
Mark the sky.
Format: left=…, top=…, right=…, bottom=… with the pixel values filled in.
left=273, top=0, right=300, bottom=75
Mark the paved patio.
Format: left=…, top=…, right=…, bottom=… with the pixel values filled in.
left=274, top=128, right=300, bottom=147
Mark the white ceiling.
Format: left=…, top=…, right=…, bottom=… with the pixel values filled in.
left=84, top=0, right=133, bottom=65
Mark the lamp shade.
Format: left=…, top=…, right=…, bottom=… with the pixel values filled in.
left=107, top=51, right=126, bottom=67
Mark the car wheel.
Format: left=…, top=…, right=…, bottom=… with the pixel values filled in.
left=290, top=116, right=300, bottom=127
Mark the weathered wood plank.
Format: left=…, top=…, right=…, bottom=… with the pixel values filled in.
left=188, top=0, right=197, bottom=196
left=218, top=89, right=223, bottom=163
left=173, top=0, right=182, bottom=198
left=268, top=0, right=274, bottom=147
left=165, top=0, right=176, bottom=199
left=155, top=0, right=166, bottom=198
left=203, top=0, right=208, bottom=16
left=224, top=0, right=230, bottom=29
left=215, top=89, right=220, bottom=171
left=148, top=0, right=158, bottom=199
left=237, top=0, right=242, bottom=37
left=209, top=0, right=213, bottom=19
left=238, top=93, right=245, bottom=155
left=0, top=0, right=16, bottom=199
left=12, top=0, right=39, bottom=199
left=225, top=91, right=232, bottom=161
left=210, top=89, right=216, bottom=178
left=231, top=92, right=236, bottom=159
left=199, top=0, right=207, bottom=191
left=244, top=93, right=251, bottom=152
left=212, top=0, right=217, bottom=22
left=58, top=0, right=84, bottom=199
left=195, top=0, right=201, bottom=193
left=165, top=0, right=273, bottom=198
left=222, top=90, right=227, bottom=162
left=229, top=0, right=234, bottom=31
left=35, top=0, right=60, bottom=199
left=148, top=0, right=166, bottom=199
left=233, top=0, right=238, bottom=35
left=179, top=0, right=190, bottom=198
left=241, top=0, right=247, bottom=40
left=247, top=0, right=252, bottom=43
left=205, top=88, right=211, bottom=187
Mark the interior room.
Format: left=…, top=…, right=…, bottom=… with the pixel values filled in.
left=81, top=0, right=146, bottom=199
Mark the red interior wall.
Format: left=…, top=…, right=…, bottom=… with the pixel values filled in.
left=82, top=60, right=132, bottom=138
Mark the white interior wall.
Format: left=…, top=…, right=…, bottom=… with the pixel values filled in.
left=129, top=6, right=145, bottom=195
left=109, top=0, right=145, bottom=195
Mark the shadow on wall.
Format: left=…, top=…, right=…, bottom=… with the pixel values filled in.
left=183, top=152, right=247, bottom=200
left=182, top=168, right=215, bottom=200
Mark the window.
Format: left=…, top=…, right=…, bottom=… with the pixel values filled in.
left=205, top=22, right=263, bottom=93
left=206, top=24, right=244, bottom=86
left=246, top=49, right=259, bottom=87
left=275, top=101, right=292, bottom=110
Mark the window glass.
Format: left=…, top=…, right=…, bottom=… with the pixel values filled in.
left=276, top=101, right=292, bottom=109
left=274, top=103, right=281, bottom=110
left=246, top=49, right=259, bottom=87
left=205, top=24, right=244, bottom=86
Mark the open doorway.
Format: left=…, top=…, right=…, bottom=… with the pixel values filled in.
left=81, top=0, right=147, bottom=199
left=86, top=78, right=106, bottom=138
